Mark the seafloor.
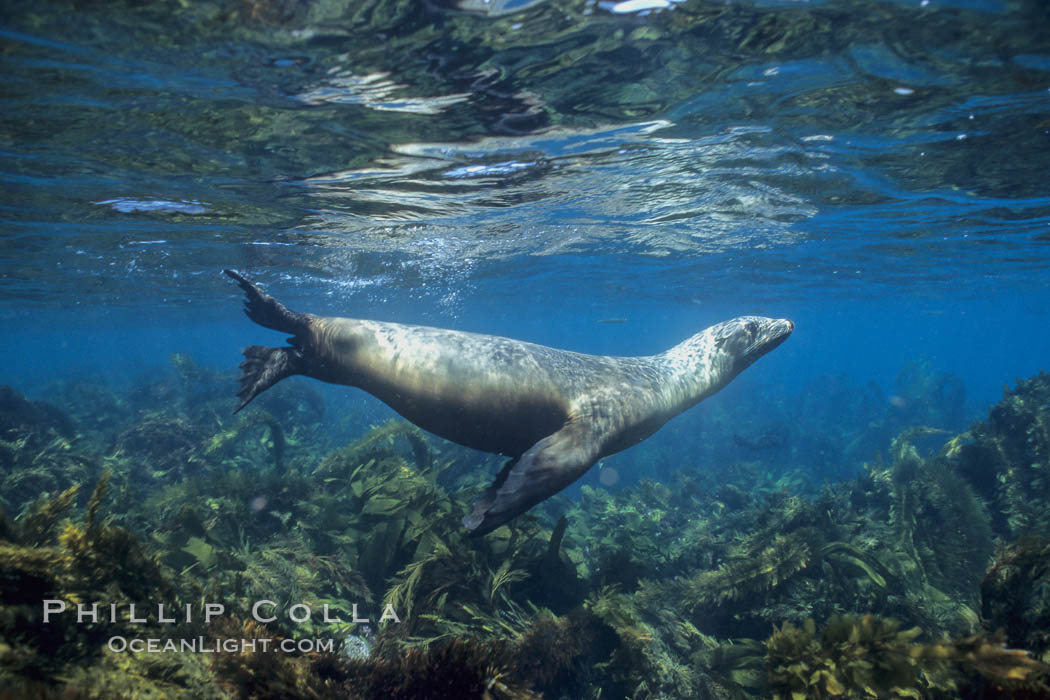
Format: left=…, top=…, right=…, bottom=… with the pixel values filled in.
left=1, top=356, right=1048, bottom=698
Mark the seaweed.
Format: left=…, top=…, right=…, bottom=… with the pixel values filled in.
left=203, top=409, right=287, bottom=473
left=981, top=537, right=1050, bottom=663
left=951, top=372, right=1050, bottom=538
left=210, top=616, right=340, bottom=700
left=5, top=357, right=1050, bottom=698
left=110, top=414, right=206, bottom=481
left=585, top=585, right=699, bottom=698
left=0, top=475, right=196, bottom=693
left=765, top=614, right=1047, bottom=699
left=341, top=637, right=539, bottom=700
left=885, top=428, right=994, bottom=604
left=0, top=386, right=98, bottom=513
left=60, top=647, right=224, bottom=700
left=693, top=638, right=768, bottom=700
left=210, top=609, right=605, bottom=700
left=680, top=530, right=815, bottom=609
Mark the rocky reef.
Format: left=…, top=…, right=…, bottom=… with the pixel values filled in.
left=1, top=358, right=1048, bottom=698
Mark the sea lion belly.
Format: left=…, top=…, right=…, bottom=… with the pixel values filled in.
left=308, top=316, right=571, bottom=456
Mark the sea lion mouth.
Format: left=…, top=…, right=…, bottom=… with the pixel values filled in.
left=766, top=318, right=794, bottom=344
left=734, top=317, right=794, bottom=369
left=754, top=317, right=793, bottom=352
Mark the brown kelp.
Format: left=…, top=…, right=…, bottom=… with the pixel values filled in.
left=2, top=362, right=1050, bottom=697
left=765, top=615, right=1045, bottom=699
left=0, top=475, right=215, bottom=697
left=0, top=386, right=97, bottom=512
left=949, top=372, right=1050, bottom=539
left=981, top=537, right=1050, bottom=665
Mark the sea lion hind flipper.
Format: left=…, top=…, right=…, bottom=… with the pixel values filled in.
left=234, top=345, right=303, bottom=413
left=463, top=420, right=601, bottom=536
left=224, top=269, right=310, bottom=335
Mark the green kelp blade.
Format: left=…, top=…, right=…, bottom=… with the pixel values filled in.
left=362, top=496, right=405, bottom=516
left=821, top=543, right=888, bottom=588
left=182, top=536, right=217, bottom=569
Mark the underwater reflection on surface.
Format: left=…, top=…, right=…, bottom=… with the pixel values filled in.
left=1, top=0, right=1047, bottom=302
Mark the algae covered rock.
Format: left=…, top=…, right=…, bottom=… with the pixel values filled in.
left=765, top=614, right=1047, bottom=699
left=0, top=386, right=96, bottom=516
left=950, top=372, right=1050, bottom=538
left=982, top=537, right=1050, bottom=665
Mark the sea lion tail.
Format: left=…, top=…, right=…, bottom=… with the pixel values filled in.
left=224, top=269, right=310, bottom=335
left=224, top=270, right=309, bottom=413
left=234, top=345, right=302, bottom=413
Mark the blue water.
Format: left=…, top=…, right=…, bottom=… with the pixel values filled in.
left=4, top=3, right=1050, bottom=697
left=2, top=0, right=1049, bottom=483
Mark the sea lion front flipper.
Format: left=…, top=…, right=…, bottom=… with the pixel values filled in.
left=463, top=419, right=601, bottom=536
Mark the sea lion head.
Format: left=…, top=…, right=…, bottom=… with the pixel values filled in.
left=711, top=315, right=794, bottom=373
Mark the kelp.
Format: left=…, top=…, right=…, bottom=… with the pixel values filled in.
left=765, top=614, right=1047, bottom=699
left=3, top=359, right=1050, bottom=698
left=864, top=428, right=996, bottom=617
left=60, top=648, right=224, bottom=700
left=379, top=520, right=559, bottom=646
left=340, top=636, right=538, bottom=700
left=305, top=420, right=464, bottom=604
left=981, top=537, right=1050, bottom=664
left=0, top=475, right=200, bottom=694
left=0, top=386, right=97, bottom=513
left=949, top=372, right=1050, bottom=538
left=679, top=530, right=814, bottom=609
left=585, top=585, right=700, bottom=699
left=203, top=409, right=287, bottom=473
left=110, top=414, right=206, bottom=480
left=210, top=608, right=606, bottom=700
left=821, top=428, right=994, bottom=639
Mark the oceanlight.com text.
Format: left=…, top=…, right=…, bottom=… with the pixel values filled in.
left=107, top=636, right=337, bottom=654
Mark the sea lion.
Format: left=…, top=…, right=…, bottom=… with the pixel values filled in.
left=224, top=269, right=793, bottom=535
